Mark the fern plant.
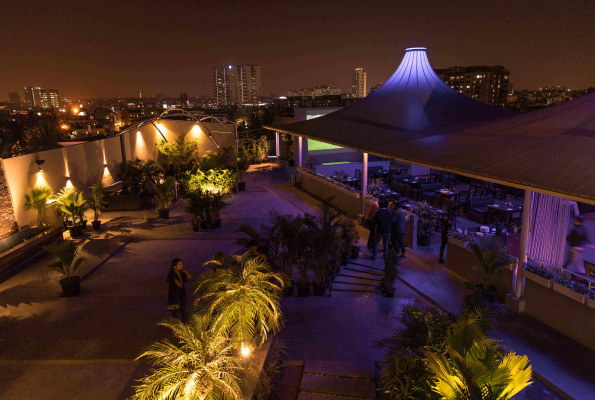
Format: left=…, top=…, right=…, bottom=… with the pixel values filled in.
left=44, top=240, right=86, bottom=279
left=154, top=176, right=176, bottom=211
left=24, top=186, right=53, bottom=226
left=132, top=314, right=244, bottom=400
left=195, top=252, right=284, bottom=347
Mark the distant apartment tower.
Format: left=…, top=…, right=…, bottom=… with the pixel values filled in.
left=23, top=87, right=60, bottom=109
left=288, top=85, right=342, bottom=98
left=8, top=92, right=21, bottom=105
left=213, top=65, right=261, bottom=106
left=434, top=66, right=510, bottom=108
left=351, top=68, right=367, bottom=98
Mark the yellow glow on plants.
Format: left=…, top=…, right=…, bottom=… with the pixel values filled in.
left=62, top=148, right=70, bottom=177
left=136, top=131, right=147, bottom=153
left=190, top=124, right=202, bottom=138
left=241, top=344, right=251, bottom=357
left=66, top=179, right=73, bottom=188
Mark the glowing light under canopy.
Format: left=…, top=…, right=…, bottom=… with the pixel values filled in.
left=405, top=47, right=427, bottom=51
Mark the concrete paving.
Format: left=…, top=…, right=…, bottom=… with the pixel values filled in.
left=0, top=161, right=585, bottom=399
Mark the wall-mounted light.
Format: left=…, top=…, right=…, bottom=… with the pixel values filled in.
left=36, top=159, right=45, bottom=171
left=104, top=163, right=108, bottom=167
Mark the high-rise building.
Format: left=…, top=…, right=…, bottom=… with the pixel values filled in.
left=288, top=85, right=342, bottom=98
left=213, top=64, right=261, bottom=106
left=351, top=68, right=367, bottom=98
left=8, top=92, right=21, bottom=105
left=434, top=66, right=510, bottom=108
left=23, top=87, right=60, bottom=109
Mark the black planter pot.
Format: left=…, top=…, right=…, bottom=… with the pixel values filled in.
left=231, top=186, right=237, bottom=193
left=158, top=209, right=170, bottom=219
left=288, top=160, right=295, bottom=167
left=82, top=220, right=88, bottom=229
left=200, top=221, right=208, bottom=229
left=69, top=224, right=84, bottom=237
left=92, top=220, right=101, bottom=230
left=215, top=219, right=222, bottom=228
left=476, top=284, right=498, bottom=304
left=417, top=233, right=431, bottom=247
left=384, top=286, right=396, bottom=298
left=283, top=280, right=295, bottom=297
left=351, top=246, right=360, bottom=259
left=238, top=181, right=246, bottom=191
left=296, top=282, right=311, bottom=297
left=192, top=222, right=199, bottom=231
left=313, top=281, right=328, bottom=296
left=60, top=276, right=81, bottom=297
left=341, top=253, right=349, bottom=266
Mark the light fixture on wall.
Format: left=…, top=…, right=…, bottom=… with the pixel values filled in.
left=35, top=159, right=45, bottom=171
left=104, top=163, right=108, bottom=167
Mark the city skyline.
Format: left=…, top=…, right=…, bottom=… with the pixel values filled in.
left=2, top=0, right=594, bottom=100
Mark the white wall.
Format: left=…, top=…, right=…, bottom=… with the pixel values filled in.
left=2, top=136, right=123, bottom=228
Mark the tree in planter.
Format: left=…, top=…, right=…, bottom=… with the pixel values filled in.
left=338, top=214, right=360, bottom=262
left=117, top=158, right=145, bottom=187
left=186, top=191, right=208, bottom=230
left=154, top=176, right=176, bottom=218
left=157, top=136, right=198, bottom=179
left=410, top=201, right=440, bottom=246
left=24, top=186, right=53, bottom=227
left=382, top=249, right=400, bottom=297
left=281, top=133, right=295, bottom=165
left=470, top=235, right=512, bottom=302
left=132, top=314, right=244, bottom=400
left=258, top=136, right=270, bottom=162
left=235, top=150, right=250, bottom=191
left=196, top=252, right=284, bottom=347
left=424, top=319, right=532, bottom=400
left=53, top=189, right=88, bottom=236
left=88, top=183, right=107, bottom=229
left=44, top=240, right=86, bottom=297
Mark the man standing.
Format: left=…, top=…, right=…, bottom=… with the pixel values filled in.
left=564, top=215, right=594, bottom=277
left=366, top=199, right=379, bottom=251
left=438, top=207, right=459, bottom=264
left=492, top=216, right=508, bottom=245
left=371, top=198, right=392, bottom=261
left=391, top=202, right=407, bottom=258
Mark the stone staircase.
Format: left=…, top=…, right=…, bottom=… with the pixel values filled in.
left=298, top=361, right=376, bottom=399
left=331, top=250, right=384, bottom=297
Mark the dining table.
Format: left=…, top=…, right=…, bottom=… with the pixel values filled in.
left=486, top=204, right=523, bottom=224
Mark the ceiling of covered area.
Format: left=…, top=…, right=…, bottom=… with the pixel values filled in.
left=266, top=48, right=595, bottom=204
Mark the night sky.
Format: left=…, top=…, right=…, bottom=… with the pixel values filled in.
left=2, top=0, right=594, bottom=100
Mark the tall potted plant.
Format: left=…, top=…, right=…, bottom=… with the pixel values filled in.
left=88, top=182, right=107, bottom=230
left=281, top=133, right=295, bottom=166
left=410, top=201, right=440, bottom=246
left=235, top=152, right=250, bottom=191
left=53, top=189, right=88, bottom=237
left=44, top=240, right=86, bottom=297
left=24, top=186, right=53, bottom=227
left=155, top=176, right=176, bottom=219
left=470, top=235, right=512, bottom=303
left=382, top=249, right=400, bottom=298
left=186, top=191, right=207, bottom=231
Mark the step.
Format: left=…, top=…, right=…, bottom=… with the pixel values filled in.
left=300, top=374, right=375, bottom=399
left=350, top=261, right=385, bottom=272
left=338, top=270, right=382, bottom=281
left=343, top=266, right=384, bottom=277
left=330, top=290, right=381, bottom=298
left=298, top=393, right=339, bottom=400
left=331, top=282, right=381, bottom=293
left=304, top=361, right=375, bottom=380
left=332, top=277, right=380, bottom=287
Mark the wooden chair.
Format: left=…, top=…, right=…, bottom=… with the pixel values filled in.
left=431, top=195, right=442, bottom=209
left=472, top=188, right=485, bottom=198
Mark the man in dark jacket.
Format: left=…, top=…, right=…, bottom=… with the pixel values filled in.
left=391, top=202, right=407, bottom=257
left=371, top=198, right=392, bottom=261
left=492, top=216, right=508, bottom=245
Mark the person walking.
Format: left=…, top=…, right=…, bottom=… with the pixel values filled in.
left=438, top=206, right=459, bottom=264
left=371, top=198, right=392, bottom=261
left=166, top=258, right=192, bottom=323
left=366, top=199, right=379, bottom=251
left=391, top=202, right=407, bottom=258
left=563, top=215, right=594, bottom=277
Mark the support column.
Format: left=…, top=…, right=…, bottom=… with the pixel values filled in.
left=275, top=132, right=280, bottom=157
left=298, top=136, right=303, bottom=167
left=362, top=152, right=368, bottom=215
left=514, top=190, right=533, bottom=298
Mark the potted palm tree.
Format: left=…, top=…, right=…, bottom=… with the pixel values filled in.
left=197, top=252, right=284, bottom=347
left=410, top=201, right=440, bottom=246
left=186, top=191, right=207, bottom=231
left=470, top=235, right=513, bottom=303
left=88, top=182, right=107, bottom=230
left=44, top=240, right=86, bottom=297
left=235, top=152, right=250, bottom=191
left=382, top=249, right=400, bottom=297
left=155, top=176, right=175, bottom=219
left=424, top=319, right=533, bottom=399
left=132, top=315, right=244, bottom=400
left=24, top=186, right=53, bottom=227
left=53, top=189, right=88, bottom=237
